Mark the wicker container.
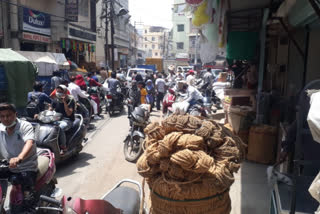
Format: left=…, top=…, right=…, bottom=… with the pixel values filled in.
left=247, top=125, right=278, bottom=164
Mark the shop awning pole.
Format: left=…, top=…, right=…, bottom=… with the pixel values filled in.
left=256, top=8, right=269, bottom=124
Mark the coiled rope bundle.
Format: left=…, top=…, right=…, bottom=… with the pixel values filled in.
left=137, top=115, right=246, bottom=214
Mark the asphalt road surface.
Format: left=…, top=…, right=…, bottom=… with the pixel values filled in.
left=55, top=111, right=145, bottom=200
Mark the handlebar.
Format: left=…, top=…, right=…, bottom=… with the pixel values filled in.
left=40, top=195, right=62, bottom=207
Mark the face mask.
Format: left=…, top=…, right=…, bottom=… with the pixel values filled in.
left=56, top=92, right=63, bottom=98
left=5, top=120, right=16, bottom=128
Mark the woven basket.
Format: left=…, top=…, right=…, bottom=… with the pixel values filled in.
left=149, top=189, right=231, bottom=214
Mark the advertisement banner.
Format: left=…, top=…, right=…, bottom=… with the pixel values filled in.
left=23, top=7, right=51, bottom=36
left=65, top=0, right=78, bottom=22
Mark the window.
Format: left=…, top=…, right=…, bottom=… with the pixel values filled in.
left=145, top=30, right=147, bottom=34
left=155, top=52, right=158, bottom=56
left=152, top=37, right=155, bottom=41
left=145, top=45, right=147, bottom=48
left=79, top=0, right=89, bottom=17
left=152, top=44, right=155, bottom=49
left=158, top=45, right=161, bottom=49
left=145, top=37, right=147, bottom=41
left=177, top=24, right=184, bottom=32
left=177, top=42, right=184, bottom=49
left=174, top=4, right=186, bottom=13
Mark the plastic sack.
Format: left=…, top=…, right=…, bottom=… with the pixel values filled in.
left=309, top=171, right=320, bottom=203
left=172, top=101, right=190, bottom=115
left=307, top=92, right=320, bottom=143
left=192, top=0, right=210, bottom=27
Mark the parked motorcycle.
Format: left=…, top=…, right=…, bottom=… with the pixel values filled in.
left=33, top=110, right=87, bottom=163
left=0, top=149, right=58, bottom=214
left=124, top=105, right=150, bottom=162
left=105, top=87, right=124, bottom=116
left=37, top=179, right=145, bottom=214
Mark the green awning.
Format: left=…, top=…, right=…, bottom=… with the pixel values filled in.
left=226, top=31, right=259, bottom=61
left=0, top=49, right=37, bottom=108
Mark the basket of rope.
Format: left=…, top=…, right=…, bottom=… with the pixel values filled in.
left=137, top=115, right=246, bottom=214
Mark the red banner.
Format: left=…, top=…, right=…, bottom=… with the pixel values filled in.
left=22, top=32, right=51, bottom=43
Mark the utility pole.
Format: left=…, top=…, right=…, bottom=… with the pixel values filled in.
left=104, top=0, right=109, bottom=67
left=194, top=32, right=199, bottom=65
left=110, top=0, right=115, bottom=72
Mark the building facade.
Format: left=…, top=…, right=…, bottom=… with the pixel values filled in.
left=0, top=0, right=98, bottom=65
left=128, top=24, right=145, bottom=66
left=96, top=0, right=130, bottom=68
left=142, top=25, right=169, bottom=59
left=171, top=0, right=200, bottom=63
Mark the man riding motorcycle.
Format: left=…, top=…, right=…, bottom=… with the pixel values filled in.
left=0, top=103, right=38, bottom=211
left=50, top=85, right=76, bottom=155
left=177, top=81, right=204, bottom=106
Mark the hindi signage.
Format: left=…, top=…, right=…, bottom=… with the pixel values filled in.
left=23, top=7, right=51, bottom=36
left=65, top=0, right=78, bottom=22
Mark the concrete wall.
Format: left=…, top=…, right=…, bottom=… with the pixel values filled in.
left=306, top=29, right=320, bottom=83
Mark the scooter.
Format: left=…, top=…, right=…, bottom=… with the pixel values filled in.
left=0, top=149, right=58, bottom=214
left=34, top=111, right=87, bottom=164
left=124, top=105, right=150, bottom=162
left=105, top=87, right=124, bottom=116
left=162, top=88, right=176, bottom=117
left=37, top=179, right=146, bottom=214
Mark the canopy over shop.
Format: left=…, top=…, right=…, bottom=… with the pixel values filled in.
left=186, top=0, right=320, bottom=213
left=0, top=49, right=37, bottom=108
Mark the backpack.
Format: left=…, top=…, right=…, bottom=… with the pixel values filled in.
left=26, top=93, right=41, bottom=118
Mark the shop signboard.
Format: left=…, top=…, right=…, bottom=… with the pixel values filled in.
left=22, top=32, right=51, bottom=43
left=65, top=0, right=79, bottom=22
left=23, top=7, right=51, bottom=36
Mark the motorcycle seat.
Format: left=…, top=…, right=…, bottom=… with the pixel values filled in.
left=37, top=155, right=49, bottom=180
left=103, top=186, right=140, bottom=214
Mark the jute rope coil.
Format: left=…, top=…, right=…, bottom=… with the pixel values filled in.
left=137, top=115, right=246, bottom=214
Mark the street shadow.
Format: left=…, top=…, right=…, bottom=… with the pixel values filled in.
left=55, top=152, right=95, bottom=178
left=238, top=161, right=270, bottom=214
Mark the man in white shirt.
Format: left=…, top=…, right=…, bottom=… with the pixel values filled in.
left=68, top=77, right=101, bottom=120
left=155, top=74, right=167, bottom=110
left=178, top=81, right=203, bottom=105
left=186, top=70, right=196, bottom=86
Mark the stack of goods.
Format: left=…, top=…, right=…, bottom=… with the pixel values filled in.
left=137, top=115, right=246, bottom=214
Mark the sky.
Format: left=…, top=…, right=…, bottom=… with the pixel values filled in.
left=128, top=0, right=173, bottom=29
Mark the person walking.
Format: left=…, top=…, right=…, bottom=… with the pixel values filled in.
left=155, top=74, right=166, bottom=111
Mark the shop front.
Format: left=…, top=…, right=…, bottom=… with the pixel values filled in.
left=117, top=48, right=129, bottom=69
left=59, top=25, right=97, bottom=69
left=20, top=7, right=51, bottom=52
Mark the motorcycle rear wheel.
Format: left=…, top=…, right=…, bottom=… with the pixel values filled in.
left=124, top=137, right=143, bottom=162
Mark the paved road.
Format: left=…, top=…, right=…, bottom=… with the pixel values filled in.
left=55, top=111, right=144, bottom=199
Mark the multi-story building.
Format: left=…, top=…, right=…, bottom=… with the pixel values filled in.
left=0, top=0, right=98, bottom=64
left=171, top=0, right=200, bottom=63
left=142, top=26, right=169, bottom=59
left=96, top=0, right=130, bottom=69
left=128, top=24, right=145, bottom=66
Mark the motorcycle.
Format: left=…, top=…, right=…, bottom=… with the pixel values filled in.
left=36, top=179, right=146, bottom=214
left=88, top=86, right=106, bottom=115
left=0, top=149, right=58, bottom=214
left=33, top=110, right=87, bottom=164
left=124, top=105, right=150, bottom=162
left=105, top=87, right=124, bottom=116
